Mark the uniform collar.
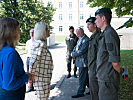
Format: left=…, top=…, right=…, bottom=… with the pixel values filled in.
left=90, top=30, right=98, bottom=39
left=69, top=33, right=76, bottom=38
left=103, top=25, right=111, bottom=33
left=99, top=25, right=111, bottom=38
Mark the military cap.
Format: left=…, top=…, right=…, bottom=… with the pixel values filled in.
left=95, top=7, right=112, bottom=16
left=86, top=17, right=96, bottom=23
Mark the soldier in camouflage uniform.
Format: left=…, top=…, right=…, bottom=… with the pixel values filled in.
left=86, top=17, right=100, bottom=100
left=65, top=26, right=78, bottom=78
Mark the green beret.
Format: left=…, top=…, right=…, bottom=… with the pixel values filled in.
left=86, top=17, right=96, bottom=23
left=95, top=7, right=112, bottom=16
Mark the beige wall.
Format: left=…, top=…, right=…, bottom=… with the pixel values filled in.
left=47, top=34, right=55, bottom=46
left=120, top=34, right=133, bottom=50
left=112, top=18, right=133, bottom=50
left=43, top=0, right=98, bottom=36
left=43, top=0, right=133, bottom=50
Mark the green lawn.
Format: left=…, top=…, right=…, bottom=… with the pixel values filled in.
left=119, top=50, right=133, bottom=100
left=55, top=35, right=66, bottom=43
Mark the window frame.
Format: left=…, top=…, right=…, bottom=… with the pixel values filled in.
left=59, top=26, right=63, bottom=32
left=69, top=14, right=72, bottom=21
left=69, top=2, right=72, bottom=9
left=59, top=14, right=63, bottom=20
left=59, top=2, right=62, bottom=9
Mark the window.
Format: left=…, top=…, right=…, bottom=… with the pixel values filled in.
left=59, top=2, right=62, bottom=8
left=69, top=2, right=72, bottom=8
left=50, top=28, right=53, bottom=33
left=59, top=14, right=62, bottom=20
left=80, top=1, right=83, bottom=8
left=59, top=26, right=63, bottom=32
left=80, top=14, right=84, bottom=20
left=69, top=14, right=72, bottom=21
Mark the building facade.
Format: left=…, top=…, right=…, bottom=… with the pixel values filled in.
left=43, top=0, right=133, bottom=49
left=43, top=0, right=98, bottom=36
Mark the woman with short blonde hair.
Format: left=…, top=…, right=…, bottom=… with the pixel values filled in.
left=29, top=22, right=53, bottom=100
left=34, top=22, right=48, bottom=41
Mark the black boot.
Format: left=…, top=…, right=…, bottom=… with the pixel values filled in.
left=74, top=71, right=77, bottom=78
left=67, top=72, right=71, bottom=78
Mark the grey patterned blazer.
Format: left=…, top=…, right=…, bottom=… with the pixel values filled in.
left=29, top=40, right=53, bottom=82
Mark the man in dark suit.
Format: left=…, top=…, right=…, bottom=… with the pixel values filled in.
left=71, top=27, right=90, bottom=98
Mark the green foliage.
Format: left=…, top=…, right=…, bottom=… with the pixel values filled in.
left=87, top=0, right=133, bottom=28
left=0, top=0, right=56, bottom=43
left=116, top=18, right=132, bottom=30
left=119, top=50, right=133, bottom=99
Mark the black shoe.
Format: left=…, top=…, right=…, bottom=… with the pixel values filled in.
left=74, top=74, right=77, bottom=78
left=86, top=92, right=90, bottom=95
left=67, top=74, right=71, bottom=78
left=26, top=88, right=35, bottom=93
left=35, top=91, right=37, bottom=95
left=71, top=94, right=84, bottom=98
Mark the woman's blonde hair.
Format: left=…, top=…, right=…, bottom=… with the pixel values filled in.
left=0, top=17, right=19, bottom=50
left=34, top=22, right=48, bottom=41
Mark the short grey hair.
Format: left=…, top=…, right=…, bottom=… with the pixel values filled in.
left=77, top=27, right=84, bottom=34
left=34, top=22, right=47, bottom=41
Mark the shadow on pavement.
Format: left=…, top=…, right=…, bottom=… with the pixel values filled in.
left=49, top=44, right=66, bottom=49
left=49, top=75, right=90, bottom=100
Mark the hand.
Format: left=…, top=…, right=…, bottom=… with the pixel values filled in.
left=27, top=72, right=34, bottom=83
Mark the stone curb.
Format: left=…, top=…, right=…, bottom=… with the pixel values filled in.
left=49, top=74, right=66, bottom=100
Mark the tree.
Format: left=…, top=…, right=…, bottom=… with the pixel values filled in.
left=0, top=0, right=56, bottom=43
left=87, top=0, right=133, bottom=29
